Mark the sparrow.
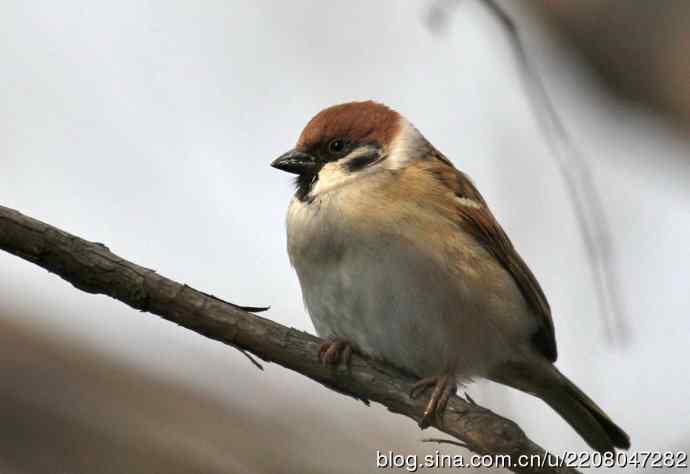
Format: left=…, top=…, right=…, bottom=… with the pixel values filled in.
left=271, top=101, right=630, bottom=453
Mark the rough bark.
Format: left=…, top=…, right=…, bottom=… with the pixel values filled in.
left=0, top=204, right=579, bottom=474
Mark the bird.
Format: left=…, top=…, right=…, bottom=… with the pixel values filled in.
left=271, top=100, right=630, bottom=453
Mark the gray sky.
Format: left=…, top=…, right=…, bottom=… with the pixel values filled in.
left=2, top=1, right=690, bottom=469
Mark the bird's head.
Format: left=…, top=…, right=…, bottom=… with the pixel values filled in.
left=271, top=101, right=431, bottom=201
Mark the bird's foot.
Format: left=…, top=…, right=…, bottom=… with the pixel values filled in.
left=409, top=374, right=457, bottom=428
left=318, top=337, right=352, bottom=368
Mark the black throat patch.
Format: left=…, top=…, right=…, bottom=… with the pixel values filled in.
left=295, top=173, right=317, bottom=202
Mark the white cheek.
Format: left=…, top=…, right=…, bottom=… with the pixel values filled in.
left=385, top=118, right=429, bottom=170
left=311, top=162, right=357, bottom=195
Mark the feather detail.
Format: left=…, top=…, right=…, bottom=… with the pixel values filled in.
left=416, top=156, right=558, bottom=362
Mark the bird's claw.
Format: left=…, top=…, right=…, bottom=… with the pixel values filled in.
left=318, top=338, right=352, bottom=369
left=409, top=374, right=457, bottom=428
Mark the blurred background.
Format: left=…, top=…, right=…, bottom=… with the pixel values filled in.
left=1, top=1, right=689, bottom=472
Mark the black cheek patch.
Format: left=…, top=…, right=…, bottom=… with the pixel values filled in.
left=345, top=150, right=382, bottom=172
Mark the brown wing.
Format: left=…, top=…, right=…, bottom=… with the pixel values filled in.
left=428, top=155, right=557, bottom=362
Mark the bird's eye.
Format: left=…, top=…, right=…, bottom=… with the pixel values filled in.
left=327, top=139, right=347, bottom=155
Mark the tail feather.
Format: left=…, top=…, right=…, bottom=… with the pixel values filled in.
left=491, top=362, right=630, bottom=453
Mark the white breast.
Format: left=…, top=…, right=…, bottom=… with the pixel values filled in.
left=285, top=181, right=534, bottom=380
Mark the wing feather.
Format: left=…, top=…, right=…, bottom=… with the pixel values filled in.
left=427, top=155, right=557, bottom=361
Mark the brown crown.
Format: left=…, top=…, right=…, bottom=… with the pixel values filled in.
left=296, top=101, right=401, bottom=151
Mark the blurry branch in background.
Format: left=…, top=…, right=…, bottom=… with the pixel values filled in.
left=424, top=0, right=628, bottom=344
left=541, top=1, right=690, bottom=128
left=0, top=205, right=579, bottom=474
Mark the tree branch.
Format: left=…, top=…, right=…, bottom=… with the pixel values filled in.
left=0, top=204, right=578, bottom=474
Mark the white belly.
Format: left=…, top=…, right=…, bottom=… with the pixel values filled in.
left=286, top=194, right=533, bottom=380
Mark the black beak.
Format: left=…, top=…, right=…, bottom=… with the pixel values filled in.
left=271, top=149, right=317, bottom=175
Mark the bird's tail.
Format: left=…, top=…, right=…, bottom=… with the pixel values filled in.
left=490, top=361, right=630, bottom=453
